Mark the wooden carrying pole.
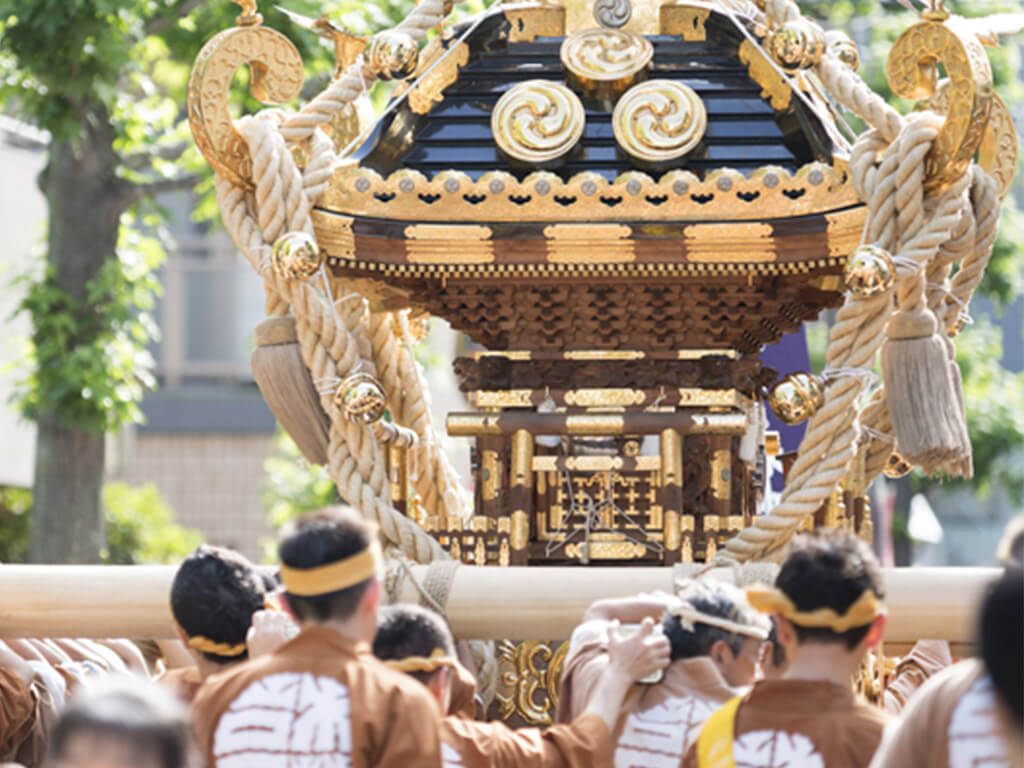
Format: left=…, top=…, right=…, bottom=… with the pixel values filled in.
left=0, top=566, right=998, bottom=652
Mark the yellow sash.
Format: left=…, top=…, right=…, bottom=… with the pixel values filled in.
left=696, top=696, right=742, bottom=768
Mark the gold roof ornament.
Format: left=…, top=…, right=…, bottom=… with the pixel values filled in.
left=612, top=80, right=707, bottom=164
left=560, top=27, right=653, bottom=100
left=491, top=80, right=586, bottom=165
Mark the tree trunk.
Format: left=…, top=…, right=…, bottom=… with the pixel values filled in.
left=28, top=109, right=125, bottom=564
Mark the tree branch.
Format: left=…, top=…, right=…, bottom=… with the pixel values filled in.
left=145, top=0, right=207, bottom=35
left=118, top=175, right=201, bottom=208
left=120, top=142, right=190, bottom=172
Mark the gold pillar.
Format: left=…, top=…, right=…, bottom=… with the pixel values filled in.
left=660, top=428, right=684, bottom=565
left=388, top=444, right=408, bottom=517
left=708, top=435, right=732, bottom=519
left=508, top=429, right=534, bottom=565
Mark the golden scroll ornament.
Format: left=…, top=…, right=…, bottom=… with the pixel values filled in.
left=336, top=372, right=387, bottom=424
left=612, top=80, right=707, bottom=163
left=768, top=372, right=824, bottom=425
left=560, top=27, right=653, bottom=99
left=271, top=231, right=323, bottom=280
left=187, top=19, right=305, bottom=189
left=843, top=245, right=894, bottom=299
left=491, top=80, right=586, bottom=164
left=886, top=13, right=993, bottom=194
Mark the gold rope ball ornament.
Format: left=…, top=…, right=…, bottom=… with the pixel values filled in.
left=883, top=451, right=913, bottom=479
left=768, top=20, right=826, bottom=71
left=271, top=232, right=323, bottom=280
left=335, top=372, right=388, bottom=424
left=843, top=245, right=894, bottom=299
left=368, top=30, right=419, bottom=80
left=612, top=80, right=707, bottom=164
left=768, top=372, right=825, bottom=425
left=825, top=30, right=859, bottom=71
left=491, top=80, right=586, bottom=165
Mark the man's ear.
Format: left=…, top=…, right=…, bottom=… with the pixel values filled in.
left=709, top=639, right=734, bottom=669
left=362, top=579, right=382, bottom=619
left=426, top=667, right=451, bottom=712
left=775, top=615, right=797, bottom=648
left=861, top=614, right=887, bottom=652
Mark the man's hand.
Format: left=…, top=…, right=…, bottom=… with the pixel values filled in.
left=246, top=610, right=298, bottom=658
left=606, top=618, right=671, bottom=683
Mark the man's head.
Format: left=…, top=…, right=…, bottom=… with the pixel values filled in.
left=663, top=580, right=770, bottom=687
left=980, top=567, right=1023, bottom=731
left=761, top=616, right=788, bottom=680
left=751, top=530, right=886, bottom=662
left=278, top=507, right=382, bottom=639
left=373, top=604, right=455, bottom=712
left=49, top=679, right=193, bottom=768
left=170, top=545, right=265, bottom=666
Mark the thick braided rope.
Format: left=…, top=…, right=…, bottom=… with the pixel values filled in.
left=217, top=123, right=451, bottom=564
left=368, top=311, right=467, bottom=523
left=713, top=116, right=969, bottom=565
left=279, top=0, right=447, bottom=145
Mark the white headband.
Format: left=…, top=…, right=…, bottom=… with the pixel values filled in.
left=668, top=601, right=770, bottom=641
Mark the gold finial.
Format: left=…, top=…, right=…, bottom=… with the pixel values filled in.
left=232, top=0, right=263, bottom=26
left=922, top=0, right=950, bottom=21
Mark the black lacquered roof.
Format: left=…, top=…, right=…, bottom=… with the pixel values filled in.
left=356, top=11, right=836, bottom=182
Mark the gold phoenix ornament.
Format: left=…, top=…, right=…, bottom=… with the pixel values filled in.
left=843, top=245, right=894, bottom=299
left=612, top=80, right=707, bottom=163
left=369, top=30, right=419, bottom=80
left=336, top=372, right=388, bottom=424
left=491, top=80, right=586, bottom=165
left=768, top=19, right=826, bottom=71
left=768, top=372, right=825, bottom=425
left=560, top=28, right=653, bottom=100
left=271, top=232, right=323, bottom=280
left=883, top=451, right=913, bottom=479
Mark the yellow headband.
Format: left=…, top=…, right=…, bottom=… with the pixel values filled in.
left=382, top=648, right=456, bottom=674
left=280, top=548, right=378, bottom=597
left=746, top=584, right=885, bottom=633
left=174, top=623, right=247, bottom=657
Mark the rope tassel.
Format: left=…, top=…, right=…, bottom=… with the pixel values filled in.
left=881, top=307, right=970, bottom=476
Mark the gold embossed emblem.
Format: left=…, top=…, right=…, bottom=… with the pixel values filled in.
left=491, top=80, right=585, bottom=164
left=612, top=80, right=707, bottom=163
left=560, top=28, right=653, bottom=99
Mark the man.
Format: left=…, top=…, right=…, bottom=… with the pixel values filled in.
left=685, top=530, right=890, bottom=768
left=558, top=580, right=770, bottom=767
left=373, top=604, right=670, bottom=768
left=192, top=507, right=444, bottom=767
left=869, top=566, right=1023, bottom=768
left=159, top=544, right=267, bottom=702
left=0, top=641, right=56, bottom=767
left=48, top=678, right=194, bottom=768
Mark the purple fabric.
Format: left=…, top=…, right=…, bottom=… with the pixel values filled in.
left=760, top=329, right=811, bottom=491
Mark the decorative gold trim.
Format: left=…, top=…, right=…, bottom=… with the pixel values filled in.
left=565, top=541, right=649, bottom=559
left=533, top=455, right=662, bottom=472
left=825, top=207, right=865, bottom=257
left=765, top=430, right=781, bottom=456
left=505, top=3, right=567, bottom=42
left=660, top=1, right=712, bottom=40
left=613, top=80, right=708, bottom=163
left=544, top=222, right=634, bottom=263
left=565, top=350, right=646, bottom=361
left=474, top=390, right=535, bottom=408
left=471, top=349, right=741, bottom=362
left=738, top=39, right=792, bottom=111
left=682, top=221, right=775, bottom=262
left=564, top=388, right=646, bottom=407
left=310, top=209, right=356, bottom=259
left=405, top=224, right=492, bottom=241
left=560, top=28, right=653, bottom=100
left=492, top=80, right=586, bottom=165
left=676, top=388, right=748, bottom=406
left=321, top=162, right=857, bottom=222
left=510, top=510, right=530, bottom=550
left=973, top=91, right=1016, bottom=200
left=406, top=40, right=469, bottom=115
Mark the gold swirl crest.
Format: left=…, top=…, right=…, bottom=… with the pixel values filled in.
left=491, top=80, right=586, bottom=164
left=612, top=80, right=707, bottom=163
left=560, top=28, right=653, bottom=99
left=885, top=15, right=992, bottom=194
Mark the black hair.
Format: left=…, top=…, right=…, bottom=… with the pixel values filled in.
left=766, top=616, right=787, bottom=670
left=662, top=580, right=768, bottom=662
left=278, top=507, right=376, bottom=623
left=50, top=678, right=194, bottom=768
left=775, top=529, right=886, bottom=650
left=169, top=544, right=265, bottom=664
left=980, top=567, right=1023, bottom=727
left=373, top=604, right=455, bottom=686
